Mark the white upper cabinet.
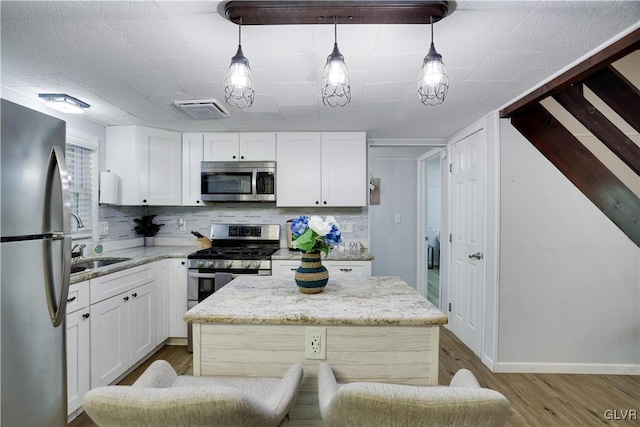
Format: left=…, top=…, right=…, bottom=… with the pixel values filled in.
left=182, top=133, right=204, bottom=206
left=276, top=132, right=367, bottom=207
left=203, top=132, right=276, bottom=161
left=105, top=126, right=182, bottom=206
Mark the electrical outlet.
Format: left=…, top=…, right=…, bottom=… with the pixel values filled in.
left=305, top=327, right=326, bottom=360
left=98, top=221, right=109, bottom=236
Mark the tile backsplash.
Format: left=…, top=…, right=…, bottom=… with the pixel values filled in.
left=99, top=204, right=369, bottom=247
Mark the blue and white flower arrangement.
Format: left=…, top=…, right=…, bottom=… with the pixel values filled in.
left=290, top=215, right=342, bottom=255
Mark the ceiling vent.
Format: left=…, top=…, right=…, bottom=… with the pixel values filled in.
left=174, top=99, right=229, bottom=120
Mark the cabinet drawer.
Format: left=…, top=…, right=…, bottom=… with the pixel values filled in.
left=325, top=261, right=371, bottom=276
left=90, top=263, right=156, bottom=304
left=271, top=261, right=299, bottom=278
left=67, top=280, right=90, bottom=314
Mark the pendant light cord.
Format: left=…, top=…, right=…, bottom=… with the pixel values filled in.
left=430, top=16, right=434, bottom=44
left=334, top=16, right=338, bottom=44
left=239, top=17, right=242, bottom=45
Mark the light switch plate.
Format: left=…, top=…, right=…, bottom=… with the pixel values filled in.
left=98, top=221, right=109, bottom=236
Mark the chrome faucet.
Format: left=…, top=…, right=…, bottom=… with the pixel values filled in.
left=71, top=243, right=86, bottom=259
left=70, top=211, right=84, bottom=228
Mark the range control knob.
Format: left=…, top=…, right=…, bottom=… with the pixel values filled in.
left=226, top=261, right=233, bottom=268
left=206, top=260, right=214, bottom=268
left=196, top=261, right=203, bottom=268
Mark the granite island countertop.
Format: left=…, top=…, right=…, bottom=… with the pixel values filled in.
left=184, top=275, right=447, bottom=326
left=271, top=248, right=374, bottom=261
left=70, top=245, right=198, bottom=284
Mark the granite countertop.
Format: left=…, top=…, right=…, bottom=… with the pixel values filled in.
left=184, top=276, right=447, bottom=326
left=271, top=248, right=375, bottom=261
left=70, top=245, right=197, bottom=284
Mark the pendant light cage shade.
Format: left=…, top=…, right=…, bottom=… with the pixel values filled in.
left=225, top=18, right=254, bottom=109
left=418, top=44, right=449, bottom=106
left=418, top=16, right=448, bottom=106
left=321, top=17, right=351, bottom=107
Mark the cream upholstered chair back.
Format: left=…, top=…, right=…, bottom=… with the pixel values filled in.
left=318, top=362, right=509, bottom=427
left=83, top=360, right=303, bottom=427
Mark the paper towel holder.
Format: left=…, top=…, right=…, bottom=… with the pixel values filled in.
left=99, top=171, right=119, bottom=204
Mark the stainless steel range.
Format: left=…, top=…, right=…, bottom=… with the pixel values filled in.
left=186, top=224, right=280, bottom=351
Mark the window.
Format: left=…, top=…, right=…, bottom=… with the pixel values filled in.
left=66, top=142, right=94, bottom=236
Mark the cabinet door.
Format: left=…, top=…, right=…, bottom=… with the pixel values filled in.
left=139, top=127, right=182, bottom=205
left=155, top=260, right=170, bottom=345
left=128, top=282, right=157, bottom=365
left=66, top=308, right=90, bottom=415
left=90, top=295, right=129, bottom=388
left=182, top=133, right=204, bottom=206
left=321, top=132, right=367, bottom=206
left=239, top=133, right=276, bottom=161
left=105, top=126, right=140, bottom=205
left=203, top=133, right=240, bottom=161
left=276, top=133, right=322, bottom=207
left=169, top=259, right=189, bottom=338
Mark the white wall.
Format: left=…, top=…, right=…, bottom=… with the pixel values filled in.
left=369, top=158, right=418, bottom=287
left=496, top=120, right=640, bottom=374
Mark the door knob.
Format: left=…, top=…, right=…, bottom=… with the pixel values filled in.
left=468, top=252, right=483, bottom=260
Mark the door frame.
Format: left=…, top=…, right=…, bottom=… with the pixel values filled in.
left=416, top=148, right=444, bottom=302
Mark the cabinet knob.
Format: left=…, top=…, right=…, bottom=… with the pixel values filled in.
left=132, top=292, right=138, bottom=298
left=232, top=155, right=236, bottom=159
left=196, top=200, right=200, bottom=204
left=240, top=155, right=244, bottom=160
left=315, top=201, right=319, bottom=205
left=181, top=261, right=186, bottom=265
left=142, top=199, right=147, bottom=203
left=339, top=268, right=353, bottom=272
left=67, top=296, right=76, bottom=303
left=82, top=313, right=90, bottom=319
left=323, top=201, right=327, bottom=205
left=123, top=296, right=129, bottom=301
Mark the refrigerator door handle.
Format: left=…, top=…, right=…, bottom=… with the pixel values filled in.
left=43, top=145, right=71, bottom=327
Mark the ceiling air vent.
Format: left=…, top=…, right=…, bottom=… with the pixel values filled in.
left=173, top=99, right=229, bottom=120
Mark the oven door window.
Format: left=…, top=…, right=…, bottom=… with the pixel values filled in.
left=202, top=172, right=253, bottom=195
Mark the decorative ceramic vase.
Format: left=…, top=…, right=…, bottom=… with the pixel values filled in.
left=144, top=236, right=155, bottom=247
left=295, top=251, right=329, bottom=294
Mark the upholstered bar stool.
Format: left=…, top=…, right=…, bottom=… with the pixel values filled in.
left=318, top=362, right=509, bottom=427
left=83, top=360, right=303, bottom=427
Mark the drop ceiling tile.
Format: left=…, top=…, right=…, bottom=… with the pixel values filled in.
left=46, top=58, right=123, bottom=88
left=1, top=47, right=57, bottom=76
left=148, top=58, right=226, bottom=84
left=0, top=72, right=31, bottom=87
left=246, top=25, right=314, bottom=55
left=243, top=94, right=279, bottom=113
left=366, top=53, right=424, bottom=85
left=156, top=2, right=220, bottom=16
left=270, top=82, right=319, bottom=106
left=81, top=1, right=167, bottom=19
left=1, top=19, right=78, bottom=60
left=177, top=82, right=225, bottom=100
left=86, top=38, right=157, bottom=74
left=362, top=82, right=412, bottom=103
left=259, top=54, right=316, bottom=83
left=190, top=120, right=232, bottom=132
left=375, top=25, right=431, bottom=55
left=435, top=33, right=507, bottom=69
left=100, top=19, right=197, bottom=58
left=1, top=1, right=94, bottom=20
left=311, top=25, right=379, bottom=71
left=465, top=52, right=544, bottom=82
left=168, top=13, right=235, bottom=41
left=445, top=1, right=540, bottom=35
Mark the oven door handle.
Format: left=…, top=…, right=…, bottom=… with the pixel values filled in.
left=252, top=168, right=258, bottom=198
left=188, top=271, right=270, bottom=279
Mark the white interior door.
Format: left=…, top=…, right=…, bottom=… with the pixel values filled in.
left=450, top=130, right=485, bottom=356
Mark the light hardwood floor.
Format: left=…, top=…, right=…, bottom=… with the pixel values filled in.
left=70, top=328, right=639, bottom=427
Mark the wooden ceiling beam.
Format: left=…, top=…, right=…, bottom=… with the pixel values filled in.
left=583, top=65, right=640, bottom=134
left=500, top=29, right=640, bottom=118
left=224, top=1, right=450, bottom=25
left=553, top=86, right=640, bottom=176
left=511, top=103, right=640, bottom=247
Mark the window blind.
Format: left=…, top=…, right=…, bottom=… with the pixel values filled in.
left=66, top=144, right=93, bottom=234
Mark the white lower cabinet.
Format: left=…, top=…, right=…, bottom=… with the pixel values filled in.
left=271, top=260, right=371, bottom=278
left=167, top=259, right=188, bottom=338
left=89, top=263, right=157, bottom=388
left=66, top=280, right=90, bottom=417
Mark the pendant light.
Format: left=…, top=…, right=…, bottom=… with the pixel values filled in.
left=224, top=17, right=254, bottom=109
left=321, top=16, right=351, bottom=107
left=418, top=16, right=449, bottom=106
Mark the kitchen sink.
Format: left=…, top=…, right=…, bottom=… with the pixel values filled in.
left=72, top=257, right=132, bottom=272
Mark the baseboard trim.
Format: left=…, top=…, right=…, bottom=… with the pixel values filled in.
left=493, top=362, right=640, bottom=375
left=481, top=354, right=495, bottom=371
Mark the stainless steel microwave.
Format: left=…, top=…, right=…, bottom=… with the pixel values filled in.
left=201, top=161, right=276, bottom=202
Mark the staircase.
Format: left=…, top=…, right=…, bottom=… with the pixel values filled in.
left=500, top=29, right=640, bottom=247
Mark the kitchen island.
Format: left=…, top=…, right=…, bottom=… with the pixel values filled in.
left=185, top=275, right=447, bottom=426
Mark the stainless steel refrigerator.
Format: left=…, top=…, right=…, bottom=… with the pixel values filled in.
left=1, top=99, right=72, bottom=426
